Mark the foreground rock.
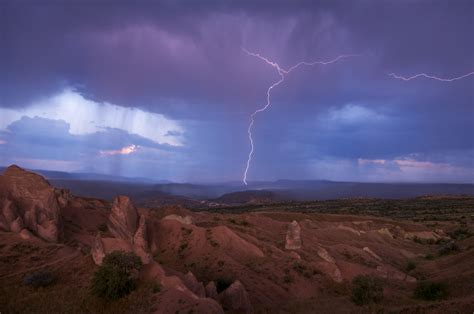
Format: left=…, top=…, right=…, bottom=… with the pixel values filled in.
left=133, top=214, right=151, bottom=263
left=182, top=271, right=206, bottom=297
left=141, top=262, right=224, bottom=314
left=91, top=195, right=151, bottom=265
left=285, top=220, right=302, bottom=250
left=363, top=246, right=383, bottom=262
left=108, top=195, right=139, bottom=242
left=205, top=281, right=218, bottom=299
left=92, top=233, right=106, bottom=265
left=0, top=165, right=62, bottom=242
left=219, top=280, right=253, bottom=313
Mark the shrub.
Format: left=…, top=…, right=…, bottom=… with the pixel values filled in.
left=437, top=241, right=459, bottom=256
left=404, top=260, right=416, bottom=273
left=240, top=220, right=250, bottom=226
left=413, top=281, right=448, bottom=301
left=91, top=251, right=142, bottom=301
left=351, top=275, right=384, bottom=306
left=448, top=228, right=472, bottom=240
left=98, top=223, right=108, bottom=232
left=424, top=254, right=434, bottom=260
left=283, top=274, right=293, bottom=284
left=403, top=261, right=416, bottom=280
left=23, top=271, right=56, bottom=288
left=152, top=282, right=162, bottom=293
left=102, top=251, right=142, bottom=273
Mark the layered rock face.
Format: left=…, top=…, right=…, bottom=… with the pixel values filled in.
left=162, top=214, right=194, bottom=225
left=108, top=195, right=139, bottom=242
left=0, top=165, right=62, bottom=242
left=93, top=195, right=151, bottom=265
left=92, top=233, right=106, bottom=265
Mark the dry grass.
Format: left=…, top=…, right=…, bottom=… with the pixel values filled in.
left=0, top=255, right=156, bottom=314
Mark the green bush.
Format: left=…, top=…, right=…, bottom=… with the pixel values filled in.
left=448, top=228, right=472, bottom=240
left=424, top=254, right=434, bottom=260
left=101, top=251, right=142, bottom=272
left=437, top=241, right=459, bottom=256
left=413, top=281, right=448, bottom=301
left=351, top=275, right=384, bottom=306
left=23, top=271, right=56, bottom=288
left=91, top=251, right=142, bottom=301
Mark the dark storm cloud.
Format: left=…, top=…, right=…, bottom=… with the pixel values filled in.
left=1, top=0, right=473, bottom=182
left=3, top=1, right=471, bottom=113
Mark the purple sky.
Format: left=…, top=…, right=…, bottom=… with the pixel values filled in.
left=1, top=0, right=473, bottom=183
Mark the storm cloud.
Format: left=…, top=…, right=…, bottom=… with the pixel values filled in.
left=1, top=0, right=473, bottom=182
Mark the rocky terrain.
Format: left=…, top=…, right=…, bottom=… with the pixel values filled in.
left=1, top=165, right=473, bottom=313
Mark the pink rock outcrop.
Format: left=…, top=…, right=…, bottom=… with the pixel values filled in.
left=183, top=271, right=206, bottom=298
left=0, top=165, right=61, bottom=242
left=91, top=195, right=151, bottom=265
left=92, top=232, right=106, bottom=265
left=108, top=195, right=138, bottom=242
left=285, top=220, right=302, bottom=250
left=133, top=214, right=152, bottom=264
left=205, top=281, right=218, bottom=299
left=219, top=280, right=253, bottom=313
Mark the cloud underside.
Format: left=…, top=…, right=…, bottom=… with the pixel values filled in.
left=0, top=1, right=473, bottom=182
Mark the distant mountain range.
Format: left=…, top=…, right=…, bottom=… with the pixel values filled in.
left=0, top=166, right=170, bottom=184
left=1, top=166, right=473, bottom=204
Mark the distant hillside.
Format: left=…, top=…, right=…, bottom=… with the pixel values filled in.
left=2, top=166, right=473, bottom=203
left=213, top=190, right=281, bottom=205
left=0, top=166, right=166, bottom=184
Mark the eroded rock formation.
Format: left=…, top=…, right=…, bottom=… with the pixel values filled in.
left=183, top=271, right=206, bottom=298
left=285, top=220, right=302, bottom=250
left=205, top=281, right=218, bottom=299
left=92, top=232, right=106, bottom=265
left=219, top=280, right=253, bottom=313
left=91, top=195, right=152, bottom=265
left=162, top=214, right=194, bottom=225
left=0, top=165, right=62, bottom=242
left=108, top=195, right=139, bottom=242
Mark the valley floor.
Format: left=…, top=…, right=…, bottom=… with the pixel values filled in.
left=1, top=196, right=474, bottom=313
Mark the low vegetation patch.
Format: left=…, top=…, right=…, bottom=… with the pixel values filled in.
left=424, top=254, right=434, bottom=260
left=403, top=261, right=416, bottom=280
left=448, top=228, right=472, bottom=240
left=205, top=228, right=220, bottom=247
left=91, top=251, right=142, bottom=301
left=23, top=271, right=57, bottom=288
left=292, top=262, right=317, bottom=278
left=351, top=275, right=384, bottom=306
left=152, top=282, right=161, bottom=293
left=413, top=281, right=448, bottom=301
left=98, top=223, right=108, bottom=232
left=437, top=241, right=459, bottom=256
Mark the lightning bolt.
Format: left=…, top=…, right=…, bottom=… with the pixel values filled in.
left=388, top=71, right=474, bottom=82
left=242, top=48, right=361, bottom=185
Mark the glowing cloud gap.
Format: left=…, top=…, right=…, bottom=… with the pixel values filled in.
left=100, top=144, right=139, bottom=156
left=242, top=48, right=361, bottom=185
left=388, top=72, right=474, bottom=82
